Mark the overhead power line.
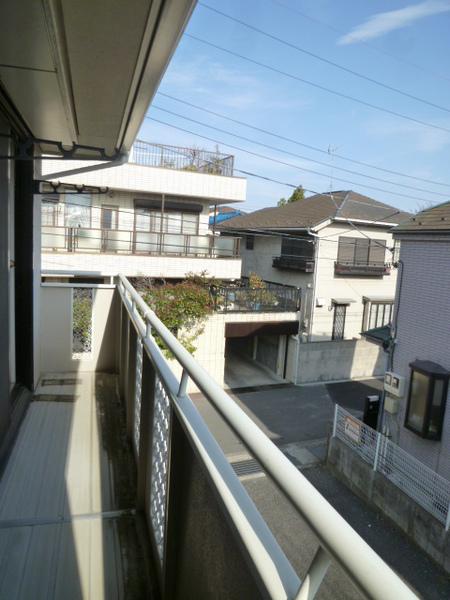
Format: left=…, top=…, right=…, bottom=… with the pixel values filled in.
left=185, top=33, right=450, bottom=135
left=199, top=3, right=450, bottom=115
left=157, top=92, right=450, bottom=189
left=268, top=0, right=450, bottom=86
left=146, top=115, right=439, bottom=203
left=150, top=105, right=449, bottom=199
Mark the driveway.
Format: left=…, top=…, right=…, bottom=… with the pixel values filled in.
left=191, top=378, right=380, bottom=456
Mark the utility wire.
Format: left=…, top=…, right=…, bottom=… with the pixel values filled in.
left=185, top=33, right=450, bottom=135
left=157, top=92, right=450, bottom=189
left=199, top=3, right=450, bottom=115
left=146, top=116, right=437, bottom=203
left=268, top=0, right=450, bottom=86
left=150, top=105, right=449, bottom=199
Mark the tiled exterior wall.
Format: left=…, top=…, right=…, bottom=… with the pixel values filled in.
left=41, top=160, right=247, bottom=203
left=392, top=238, right=450, bottom=480
left=311, top=224, right=397, bottom=341
left=42, top=252, right=242, bottom=280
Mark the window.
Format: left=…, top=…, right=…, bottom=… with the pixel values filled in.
left=101, top=205, right=118, bottom=230
left=337, top=237, right=386, bottom=266
left=41, top=199, right=58, bottom=226
left=404, top=360, right=449, bottom=440
left=65, top=194, right=91, bottom=228
left=362, top=300, right=394, bottom=331
left=134, top=208, right=198, bottom=235
left=246, top=235, right=254, bottom=250
left=281, top=236, right=313, bottom=259
left=332, top=304, right=347, bottom=340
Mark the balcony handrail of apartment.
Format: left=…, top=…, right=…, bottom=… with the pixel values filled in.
left=42, top=224, right=241, bottom=258
left=213, top=281, right=301, bottom=313
left=118, top=273, right=417, bottom=599
left=130, top=139, right=235, bottom=177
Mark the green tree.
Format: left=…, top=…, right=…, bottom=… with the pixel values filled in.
left=278, top=185, right=305, bottom=207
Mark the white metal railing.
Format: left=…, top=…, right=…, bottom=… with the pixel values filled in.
left=118, top=274, right=417, bottom=600
left=333, top=404, right=450, bottom=529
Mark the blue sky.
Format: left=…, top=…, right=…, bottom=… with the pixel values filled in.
left=138, top=0, right=450, bottom=213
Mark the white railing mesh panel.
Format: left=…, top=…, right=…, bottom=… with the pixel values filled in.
left=133, top=338, right=143, bottom=456
left=149, top=375, right=171, bottom=562
left=377, top=438, right=450, bottom=524
left=334, top=405, right=450, bottom=526
left=334, top=405, right=378, bottom=466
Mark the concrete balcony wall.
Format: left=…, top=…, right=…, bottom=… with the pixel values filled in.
left=40, top=160, right=247, bottom=204
left=42, top=252, right=242, bottom=280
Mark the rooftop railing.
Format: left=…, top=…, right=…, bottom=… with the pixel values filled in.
left=130, top=139, right=235, bottom=177
left=117, top=274, right=418, bottom=599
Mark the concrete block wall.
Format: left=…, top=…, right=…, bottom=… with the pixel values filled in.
left=328, top=436, right=450, bottom=574
left=293, top=338, right=385, bottom=384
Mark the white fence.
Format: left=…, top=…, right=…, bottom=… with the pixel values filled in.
left=333, top=405, right=450, bottom=528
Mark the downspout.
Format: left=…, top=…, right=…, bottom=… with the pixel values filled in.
left=377, top=258, right=404, bottom=433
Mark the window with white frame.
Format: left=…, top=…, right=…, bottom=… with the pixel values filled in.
left=362, top=299, right=394, bottom=331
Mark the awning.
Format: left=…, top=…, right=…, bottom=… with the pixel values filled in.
left=361, top=325, right=391, bottom=348
left=363, top=295, right=394, bottom=303
left=0, top=0, right=195, bottom=157
left=332, top=298, right=355, bottom=305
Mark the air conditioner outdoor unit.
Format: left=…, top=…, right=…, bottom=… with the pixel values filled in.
left=384, top=371, right=405, bottom=398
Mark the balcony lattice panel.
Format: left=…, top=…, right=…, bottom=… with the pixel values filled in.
left=149, top=375, right=171, bottom=562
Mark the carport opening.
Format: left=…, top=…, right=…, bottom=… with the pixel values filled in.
left=224, top=335, right=287, bottom=390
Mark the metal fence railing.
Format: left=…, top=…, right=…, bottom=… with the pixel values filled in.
left=130, top=139, right=235, bottom=176
left=333, top=404, right=450, bottom=528
left=117, top=274, right=417, bottom=599
left=213, top=282, right=301, bottom=313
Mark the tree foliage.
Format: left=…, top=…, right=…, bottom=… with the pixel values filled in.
left=278, top=185, right=305, bottom=207
left=140, top=281, right=213, bottom=357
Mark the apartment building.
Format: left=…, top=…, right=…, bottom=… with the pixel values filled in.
left=39, top=140, right=245, bottom=281
left=222, top=191, right=411, bottom=383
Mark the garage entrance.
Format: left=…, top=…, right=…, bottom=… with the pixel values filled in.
left=224, top=320, right=298, bottom=389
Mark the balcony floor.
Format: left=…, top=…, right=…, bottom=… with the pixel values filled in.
left=0, top=372, right=151, bottom=599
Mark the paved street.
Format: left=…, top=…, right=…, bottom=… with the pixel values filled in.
left=192, top=379, right=450, bottom=599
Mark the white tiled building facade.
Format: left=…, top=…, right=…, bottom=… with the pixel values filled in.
left=39, top=151, right=246, bottom=281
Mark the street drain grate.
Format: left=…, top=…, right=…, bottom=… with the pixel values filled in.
left=231, top=458, right=264, bottom=478
left=34, top=395, right=78, bottom=403
left=41, top=378, right=81, bottom=386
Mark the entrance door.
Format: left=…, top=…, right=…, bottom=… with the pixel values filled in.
left=332, top=304, right=347, bottom=340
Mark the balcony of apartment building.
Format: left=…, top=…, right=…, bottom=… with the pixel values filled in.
left=0, top=273, right=415, bottom=599
left=334, top=236, right=391, bottom=277
left=272, top=237, right=315, bottom=273
left=41, top=196, right=242, bottom=280
left=212, top=280, right=301, bottom=313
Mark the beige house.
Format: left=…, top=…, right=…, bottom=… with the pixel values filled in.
left=222, top=191, right=411, bottom=383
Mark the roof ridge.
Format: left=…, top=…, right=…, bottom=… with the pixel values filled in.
left=335, top=190, right=352, bottom=218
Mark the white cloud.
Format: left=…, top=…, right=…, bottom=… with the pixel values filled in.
left=364, top=117, right=450, bottom=153
left=338, top=1, right=450, bottom=45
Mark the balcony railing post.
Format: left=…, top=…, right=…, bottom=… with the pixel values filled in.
left=137, top=347, right=156, bottom=511
left=119, top=302, right=129, bottom=399
left=126, top=324, right=138, bottom=439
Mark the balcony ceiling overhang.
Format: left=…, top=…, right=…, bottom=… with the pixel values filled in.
left=0, top=0, right=195, bottom=157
